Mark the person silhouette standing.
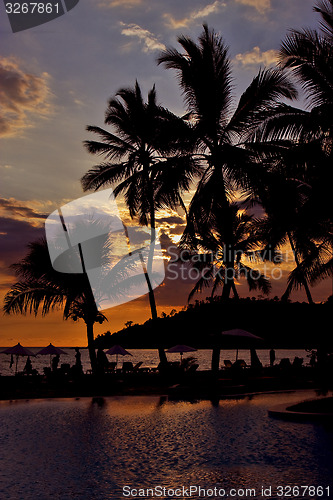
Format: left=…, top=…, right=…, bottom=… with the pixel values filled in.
left=52, top=354, right=60, bottom=372
left=270, top=348, right=276, bottom=367
left=97, top=347, right=109, bottom=375
left=24, top=356, right=33, bottom=375
left=75, top=347, right=83, bottom=375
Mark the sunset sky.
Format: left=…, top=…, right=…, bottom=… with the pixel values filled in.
left=0, top=0, right=331, bottom=346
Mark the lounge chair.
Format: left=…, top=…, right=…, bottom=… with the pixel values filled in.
left=186, top=363, right=199, bottom=373
left=292, top=357, right=303, bottom=369
left=122, top=361, right=134, bottom=373
left=60, top=363, right=71, bottom=375
left=133, top=361, right=143, bottom=372
left=105, top=361, right=117, bottom=374
left=279, top=358, right=292, bottom=371
left=234, top=359, right=247, bottom=368
left=138, top=366, right=151, bottom=373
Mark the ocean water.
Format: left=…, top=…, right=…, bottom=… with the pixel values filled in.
left=0, top=348, right=310, bottom=375
left=0, top=391, right=332, bottom=499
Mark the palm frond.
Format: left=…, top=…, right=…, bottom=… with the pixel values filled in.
left=81, top=161, right=136, bottom=192
left=314, top=0, right=333, bottom=37
left=280, top=29, right=333, bottom=108
left=158, top=24, right=233, bottom=139
left=228, top=68, right=297, bottom=139
left=3, top=280, right=66, bottom=317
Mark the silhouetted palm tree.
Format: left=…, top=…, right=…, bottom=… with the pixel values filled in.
left=181, top=202, right=273, bottom=372
left=251, top=0, right=333, bottom=148
left=248, top=0, right=333, bottom=298
left=158, top=25, right=297, bottom=300
left=182, top=204, right=271, bottom=302
left=81, top=82, right=200, bottom=365
left=250, top=172, right=317, bottom=303
left=3, top=238, right=107, bottom=373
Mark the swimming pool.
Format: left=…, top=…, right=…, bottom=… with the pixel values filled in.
left=0, top=390, right=332, bottom=499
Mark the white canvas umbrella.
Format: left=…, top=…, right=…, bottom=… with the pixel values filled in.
left=166, top=344, right=197, bottom=362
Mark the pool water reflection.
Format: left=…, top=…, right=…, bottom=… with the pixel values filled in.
left=0, top=391, right=332, bottom=499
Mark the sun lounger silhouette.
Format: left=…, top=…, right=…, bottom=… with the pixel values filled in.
left=105, top=361, right=117, bottom=374
left=121, top=361, right=143, bottom=373
left=234, top=359, right=247, bottom=368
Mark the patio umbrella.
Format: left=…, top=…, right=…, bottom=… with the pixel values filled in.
left=105, top=345, right=132, bottom=366
left=36, top=343, right=68, bottom=367
left=166, top=344, right=197, bottom=362
left=220, top=329, right=262, bottom=360
left=1, top=343, right=36, bottom=374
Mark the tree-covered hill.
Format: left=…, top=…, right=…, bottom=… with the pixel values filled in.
left=95, top=296, right=332, bottom=350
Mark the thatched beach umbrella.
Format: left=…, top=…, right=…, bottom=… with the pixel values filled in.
left=221, top=329, right=263, bottom=361
left=166, top=344, right=197, bottom=362
left=1, top=343, right=35, bottom=374
left=36, top=343, right=68, bottom=367
left=105, top=345, right=132, bottom=366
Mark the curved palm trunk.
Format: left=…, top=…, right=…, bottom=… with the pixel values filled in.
left=139, top=249, right=168, bottom=366
left=287, top=232, right=314, bottom=304
left=231, top=281, right=240, bottom=299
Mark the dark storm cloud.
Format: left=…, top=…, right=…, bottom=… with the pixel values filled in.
left=156, top=215, right=184, bottom=224
left=0, top=217, right=44, bottom=269
left=169, top=225, right=186, bottom=235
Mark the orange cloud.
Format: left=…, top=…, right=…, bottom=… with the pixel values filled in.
left=235, top=0, right=271, bottom=13
left=120, top=23, right=165, bottom=52
left=0, top=57, right=52, bottom=137
left=164, top=1, right=225, bottom=29
left=235, top=46, right=278, bottom=67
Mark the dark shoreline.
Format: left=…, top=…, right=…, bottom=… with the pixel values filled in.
left=0, top=366, right=329, bottom=402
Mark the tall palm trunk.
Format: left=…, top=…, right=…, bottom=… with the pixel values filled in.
left=146, top=174, right=168, bottom=366
left=219, top=169, right=236, bottom=301
left=78, top=243, right=98, bottom=373
left=211, top=344, right=221, bottom=373
left=140, top=248, right=168, bottom=366
left=212, top=171, right=234, bottom=371
left=231, top=281, right=240, bottom=299
left=287, top=232, right=314, bottom=304
left=86, top=320, right=97, bottom=374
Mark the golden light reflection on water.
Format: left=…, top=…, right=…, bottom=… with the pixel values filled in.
left=0, top=392, right=332, bottom=499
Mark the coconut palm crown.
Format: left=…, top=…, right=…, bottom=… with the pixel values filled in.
left=81, top=81, right=200, bottom=365
left=3, top=238, right=107, bottom=373
left=158, top=24, right=297, bottom=299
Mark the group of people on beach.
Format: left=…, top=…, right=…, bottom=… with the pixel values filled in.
left=14, top=347, right=84, bottom=376
left=9, top=347, right=331, bottom=377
